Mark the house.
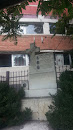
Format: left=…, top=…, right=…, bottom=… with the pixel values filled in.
left=0, top=1, right=73, bottom=120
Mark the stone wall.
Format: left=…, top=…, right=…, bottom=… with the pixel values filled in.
left=22, top=97, right=52, bottom=120
left=25, top=52, right=57, bottom=97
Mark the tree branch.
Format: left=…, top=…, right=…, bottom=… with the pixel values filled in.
left=0, top=0, right=27, bottom=10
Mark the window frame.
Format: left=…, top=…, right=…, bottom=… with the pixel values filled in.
left=55, top=53, right=71, bottom=66
left=12, top=54, right=29, bottom=67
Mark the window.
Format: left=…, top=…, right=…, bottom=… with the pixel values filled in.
left=0, top=54, right=11, bottom=67
left=0, top=54, right=29, bottom=67
left=12, top=54, right=29, bottom=67
left=55, top=53, right=70, bottom=66
left=64, top=54, right=70, bottom=65
left=49, top=23, right=56, bottom=34
left=67, top=24, right=73, bottom=35
left=55, top=54, right=64, bottom=66
left=49, top=23, right=65, bottom=34
left=19, top=22, right=43, bottom=34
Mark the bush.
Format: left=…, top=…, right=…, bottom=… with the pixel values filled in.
left=46, top=71, right=73, bottom=130
left=22, top=107, right=32, bottom=121
left=15, top=107, right=32, bottom=124
left=0, top=83, right=32, bottom=128
left=8, top=107, right=32, bottom=126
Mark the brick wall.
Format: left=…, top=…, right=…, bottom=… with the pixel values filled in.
left=0, top=35, right=73, bottom=52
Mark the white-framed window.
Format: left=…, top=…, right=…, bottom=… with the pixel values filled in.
left=55, top=53, right=70, bottom=66
left=55, top=54, right=64, bottom=66
left=12, top=54, right=29, bottom=67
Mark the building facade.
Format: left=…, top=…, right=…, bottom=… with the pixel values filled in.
left=0, top=1, right=73, bottom=120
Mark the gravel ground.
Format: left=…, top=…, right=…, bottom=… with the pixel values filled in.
left=2, top=121, right=53, bottom=130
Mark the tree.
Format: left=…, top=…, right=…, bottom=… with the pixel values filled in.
left=37, top=0, right=73, bottom=38
left=46, top=71, right=73, bottom=130
left=0, top=0, right=37, bottom=44
left=0, top=0, right=73, bottom=43
left=0, top=0, right=37, bottom=10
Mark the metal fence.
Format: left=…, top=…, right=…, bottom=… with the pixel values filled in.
left=0, top=76, right=6, bottom=83
left=55, top=65, right=73, bottom=80
left=0, top=70, right=29, bottom=90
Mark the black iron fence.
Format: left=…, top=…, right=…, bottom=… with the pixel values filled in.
left=0, top=76, right=6, bottom=82
left=0, top=70, right=29, bottom=90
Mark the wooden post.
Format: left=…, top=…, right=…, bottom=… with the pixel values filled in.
left=6, top=71, right=9, bottom=85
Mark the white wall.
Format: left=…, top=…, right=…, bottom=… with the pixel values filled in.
left=43, top=22, right=50, bottom=34
left=0, top=66, right=29, bottom=76
left=19, top=15, right=58, bottom=23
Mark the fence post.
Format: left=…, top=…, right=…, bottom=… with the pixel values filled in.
left=6, top=71, right=9, bottom=85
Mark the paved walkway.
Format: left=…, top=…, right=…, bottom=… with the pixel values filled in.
left=2, top=121, right=53, bottom=130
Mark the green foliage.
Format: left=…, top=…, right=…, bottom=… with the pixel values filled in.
left=46, top=71, right=73, bottom=130
left=0, top=82, right=32, bottom=129
left=0, top=0, right=37, bottom=44
left=37, top=0, right=73, bottom=38
left=7, top=108, right=32, bottom=126
left=0, top=10, right=22, bottom=44
left=22, top=107, right=32, bottom=121
left=37, top=0, right=73, bottom=16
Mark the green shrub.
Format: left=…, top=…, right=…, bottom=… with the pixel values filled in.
left=7, top=108, right=32, bottom=126
left=0, top=83, right=32, bottom=128
left=46, top=71, right=73, bottom=130
left=22, top=107, right=32, bottom=121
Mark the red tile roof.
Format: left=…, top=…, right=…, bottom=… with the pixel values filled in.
left=0, top=35, right=73, bottom=53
